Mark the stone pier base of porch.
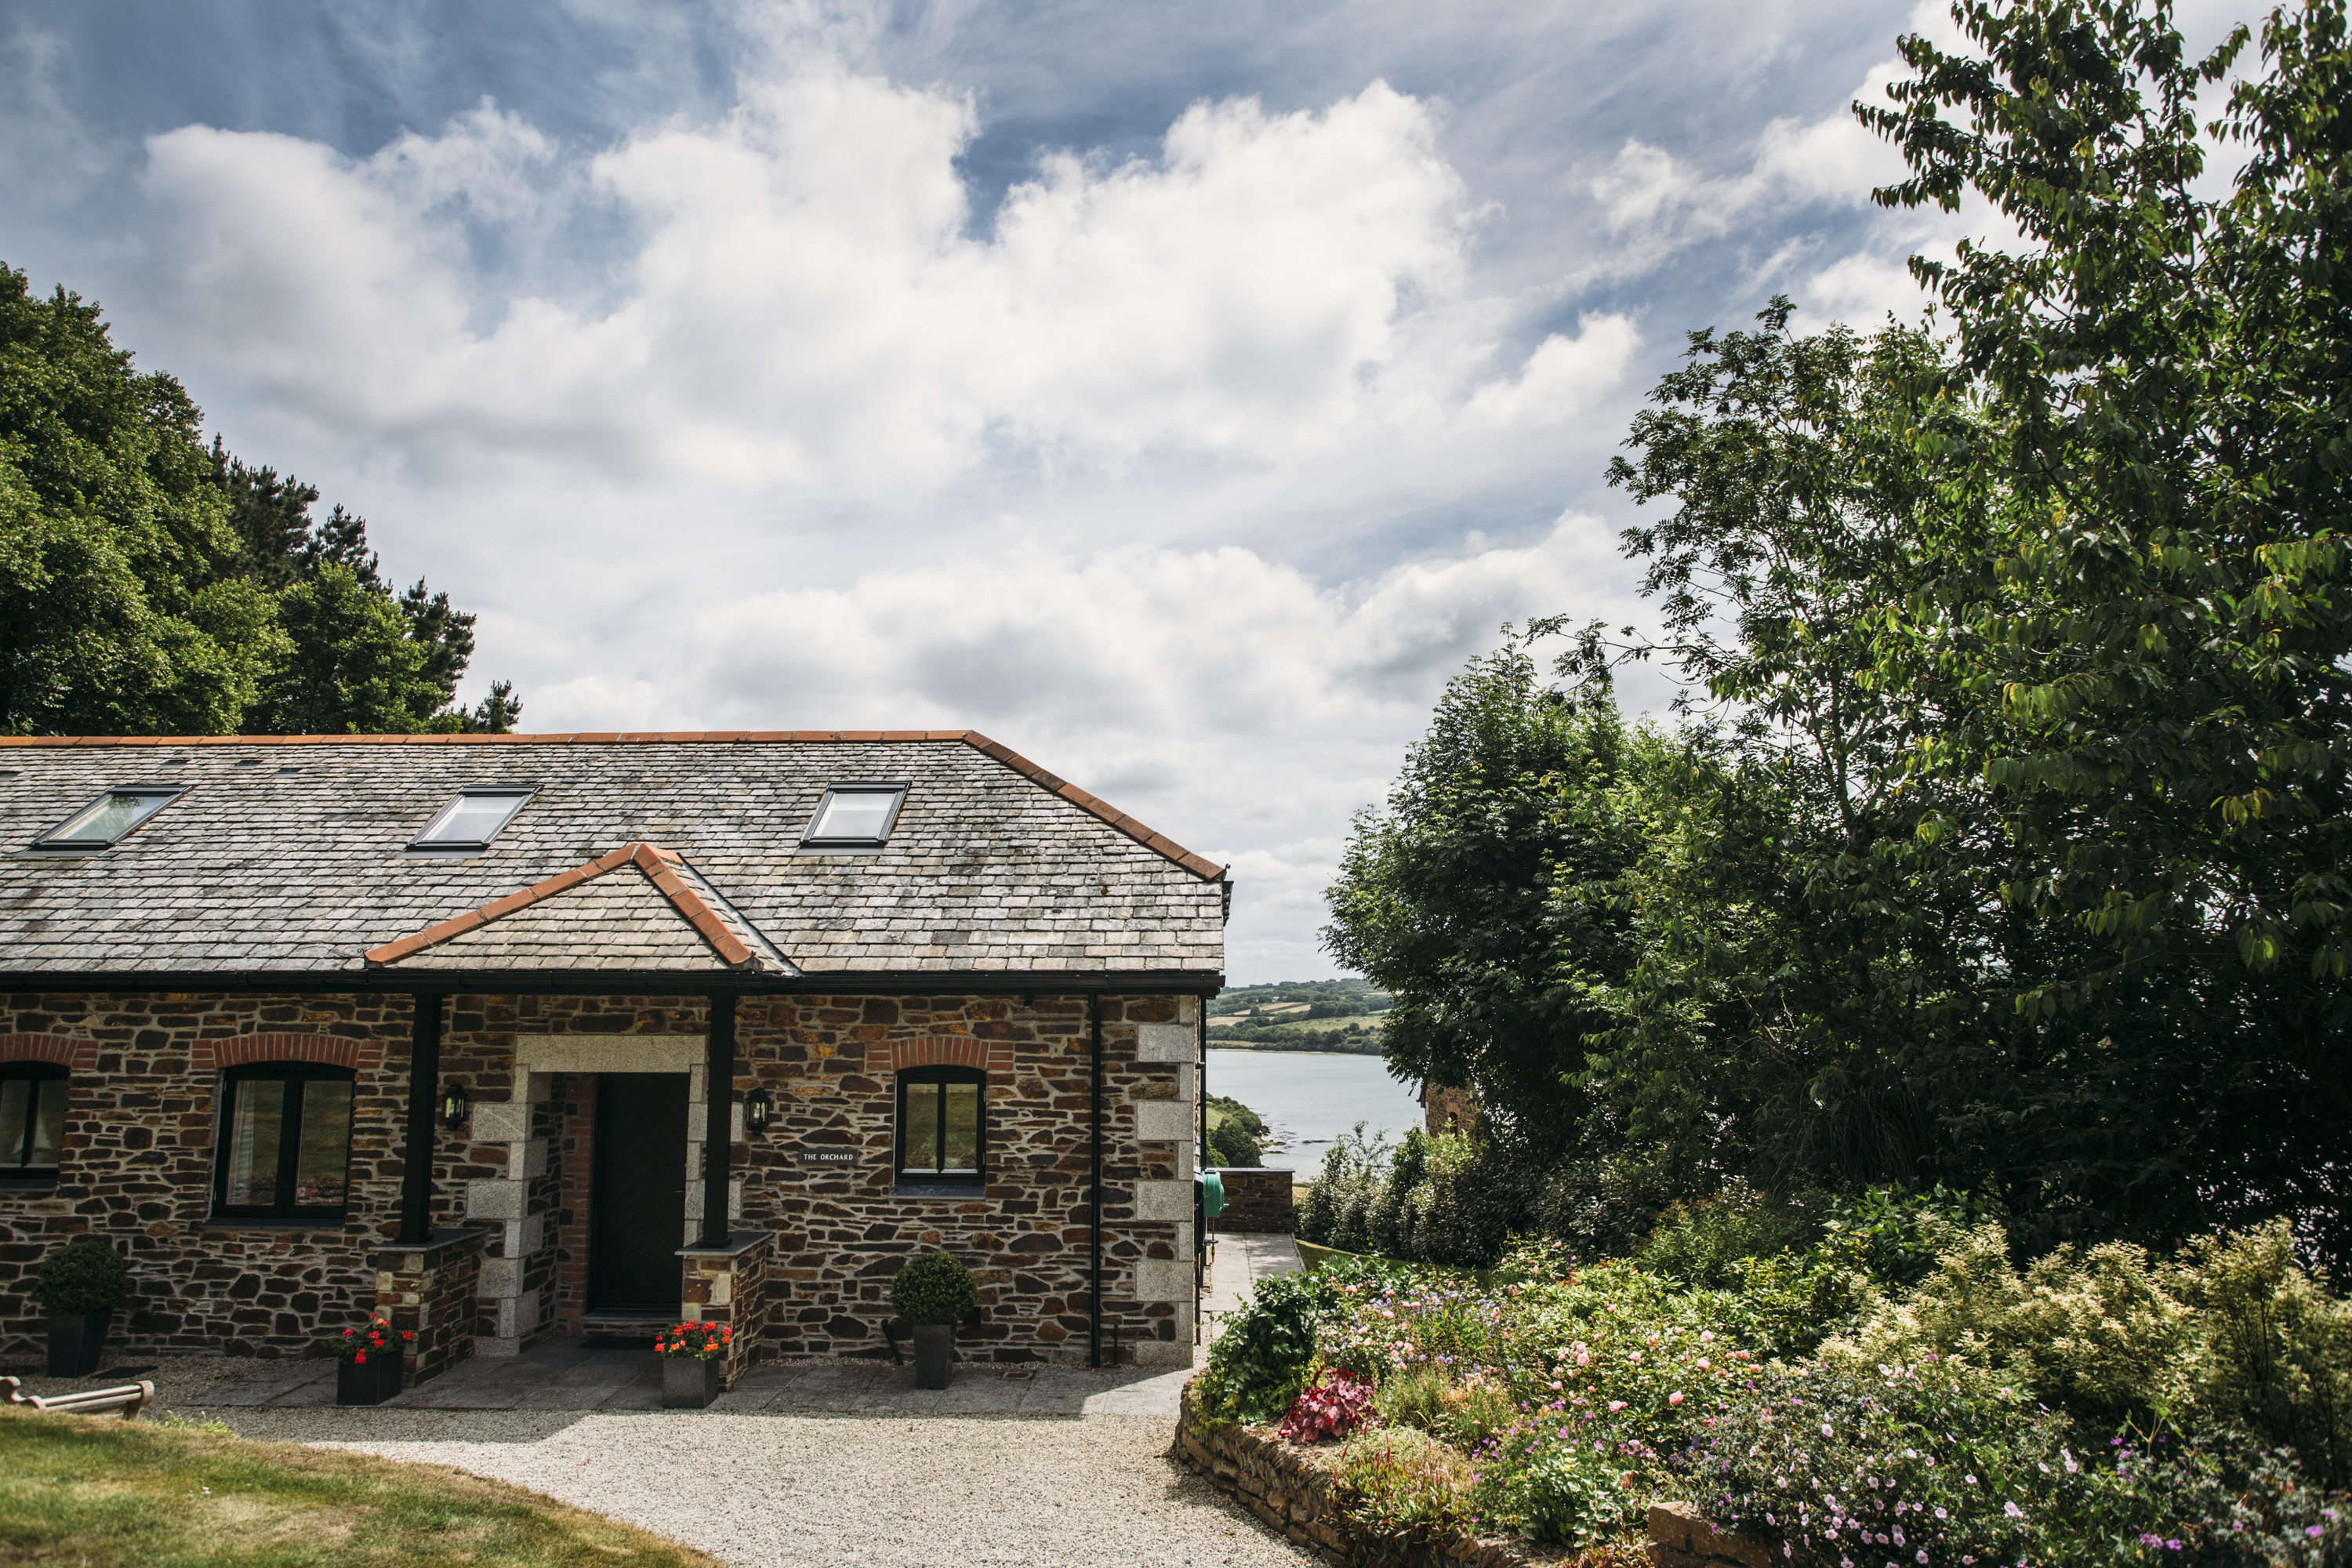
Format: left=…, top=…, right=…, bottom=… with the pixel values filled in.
left=370, top=1227, right=487, bottom=1388
left=680, top=1230, right=772, bottom=1388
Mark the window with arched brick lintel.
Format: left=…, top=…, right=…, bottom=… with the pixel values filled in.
left=0, top=1033, right=96, bottom=1071
left=190, top=1034, right=383, bottom=1076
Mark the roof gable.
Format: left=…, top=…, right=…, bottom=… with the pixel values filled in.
left=365, top=844, right=781, bottom=972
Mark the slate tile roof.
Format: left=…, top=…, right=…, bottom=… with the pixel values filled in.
left=0, top=733, right=1226, bottom=981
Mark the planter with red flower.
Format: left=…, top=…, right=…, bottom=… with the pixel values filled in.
left=335, top=1314, right=414, bottom=1406
left=655, top=1319, right=732, bottom=1408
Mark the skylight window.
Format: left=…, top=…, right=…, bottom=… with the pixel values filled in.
left=410, top=786, right=535, bottom=851
left=34, top=787, right=183, bottom=849
left=801, top=782, right=909, bottom=848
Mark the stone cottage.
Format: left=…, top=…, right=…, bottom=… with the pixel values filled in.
left=0, top=730, right=1225, bottom=1385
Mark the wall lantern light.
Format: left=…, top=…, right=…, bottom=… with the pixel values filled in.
left=743, top=1087, right=772, bottom=1136
left=441, top=1082, right=470, bottom=1130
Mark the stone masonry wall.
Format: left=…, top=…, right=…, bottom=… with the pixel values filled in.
left=2, top=988, right=1200, bottom=1370
left=0, top=995, right=419, bottom=1366
left=1213, top=1168, right=1294, bottom=1233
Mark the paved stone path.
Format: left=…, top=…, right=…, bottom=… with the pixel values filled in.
left=180, top=1229, right=1302, bottom=1417
left=191, top=1341, right=1202, bottom=1416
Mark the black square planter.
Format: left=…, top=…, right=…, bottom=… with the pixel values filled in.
left=46, top=1308, right=114, bottom=1378
left=336, top=1352, right=405, bottom=1406
left=661, top=1356, right=723, bottom=1409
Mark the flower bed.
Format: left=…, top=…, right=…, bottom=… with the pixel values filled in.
left=1186, top=1214, right=2351, bottom=1568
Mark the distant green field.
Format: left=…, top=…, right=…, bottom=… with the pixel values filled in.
left=1209, top=978, right=1392, bottom=1053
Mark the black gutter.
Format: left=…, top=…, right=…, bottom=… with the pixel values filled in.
left=396, top=993, right=444, bottom=1244
left=700, top=993, right=735, bottom=1247
left=1088, top=992, right=1103, bottom=1370
left=0, top=968, right=1225, bottom=997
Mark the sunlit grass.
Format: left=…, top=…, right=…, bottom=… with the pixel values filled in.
left=0, top=1406, right=720, bottom=1567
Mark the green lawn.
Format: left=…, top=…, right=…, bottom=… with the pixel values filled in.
left=0, top=1407, right=720, bottom=1567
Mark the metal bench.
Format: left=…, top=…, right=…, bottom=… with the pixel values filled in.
left=1, top=1375, right=154, bottom=1421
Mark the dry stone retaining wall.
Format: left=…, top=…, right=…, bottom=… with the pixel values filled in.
left=1173, top=1383, right=1778, bottom=1568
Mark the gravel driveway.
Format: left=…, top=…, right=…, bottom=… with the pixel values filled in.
left=216, top=1406, right=1315, bottom=1567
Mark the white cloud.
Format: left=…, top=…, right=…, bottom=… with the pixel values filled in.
left=497, top=510, right=1639, bottom=981
left=129, top=64, right=1607, bottom=507
left=1464, top=314, right=1639, bottom=426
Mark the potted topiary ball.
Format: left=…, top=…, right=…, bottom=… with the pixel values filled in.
left=890, top=1252, right=976, bottom=1390
left=34, top=1236, right=131, bottom=1377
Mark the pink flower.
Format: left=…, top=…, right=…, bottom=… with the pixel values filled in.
left=1608, top=1400, right=1628, bottom=1413
left=1670, top=1392, right=1686, bottom=1405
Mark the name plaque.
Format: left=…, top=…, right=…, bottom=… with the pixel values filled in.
left=799, top=1149, right=861, bottom=1165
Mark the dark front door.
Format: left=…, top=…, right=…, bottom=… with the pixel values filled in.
left=589, top=1073, right=690, bottom=1312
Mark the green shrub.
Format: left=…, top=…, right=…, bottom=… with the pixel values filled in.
left=1194, top=1269, right=1335, bottom=1426
left=1834, top=1219, right=2196, bottom=1434
left=1822, top=1182, right=1994, bottom=1287
left=1332, top=1426, right=1475, bottom=1566
left=1296, top=1125, right=1539, bottom=1269
left=888, top=1251, right=976, bottom=1326
left=2172, top=1221, right=2352, bottom=1488
left=1210, top=1119, right=1263, bottom=1168
left=33, top=1236, right=130, bottom=1315
left=2090, top=1425, right=2352, bottom=1566
left=1528, top=1152, right=1682, bottom=1260
left=1689, top=1352, right=2113, bottom=1568
left=1834, top=1215, right=2351, bottom=1480
left=1635, top=1184, right=1819, bottom=1289
left=1299, top=1124, right=1388, bottom=1254
left=1374, top=1364, right=1516, bottom=1451
left=1489, top=1436, right=1642, bottom=1548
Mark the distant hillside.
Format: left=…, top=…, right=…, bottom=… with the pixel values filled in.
left=1208, top=978, right=1393, bottom=1054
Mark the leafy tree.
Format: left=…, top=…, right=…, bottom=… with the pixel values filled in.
left=1336, top=0, right=2352, bottom=1265
left=1858, top=0, right=2352, bottom=1254
left=0, top=264, right=517, bottom=735
left=1323, top=644, right=1664, bottom=1161
left=1515, top=0, right=2352, bottom=1262
left=1863, top=0, right=2352, bottom=995
left=1, top=272, right=262, bottom=732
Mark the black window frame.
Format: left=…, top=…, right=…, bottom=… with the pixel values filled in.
left=211, top=1062, right=358, bottom=1222
left=0, top=1062, right=68, bottom=1181
left=408, top=783, right=538, bottom=851
left=31, top=785, right=186, bottom=850
left=894, top=1065, right=986, bottom=1188
left=800, top=781, right=910, bottom=848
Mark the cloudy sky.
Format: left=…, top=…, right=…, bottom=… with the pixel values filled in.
left=1, top=0, right=2093, bottom=979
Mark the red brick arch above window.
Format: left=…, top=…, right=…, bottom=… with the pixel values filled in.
left=879, top=1036, right=1013, bottom=1075
left=0, top=1033, right=96, bottom=1070
left=191, top=1033, right=384, bottom=1076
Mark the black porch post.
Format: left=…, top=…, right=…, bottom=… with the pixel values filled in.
left=1088, top=993, right=1103, bottom=1368
left=398, top=993, right=445, bottom=1245
left=700, top=993, right=736, bottom=1247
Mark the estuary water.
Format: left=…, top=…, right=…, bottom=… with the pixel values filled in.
left=1203, top=1047, right=1425, bottom=1171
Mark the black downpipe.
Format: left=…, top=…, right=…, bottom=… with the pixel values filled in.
left=1196, top=999, right=1207, bottom=1345
left=397, top=993, right=444, bottom=1245
left=1089, top=993, right=1104, bottom=1369
left=700, top=993, right=736, bottom=1247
